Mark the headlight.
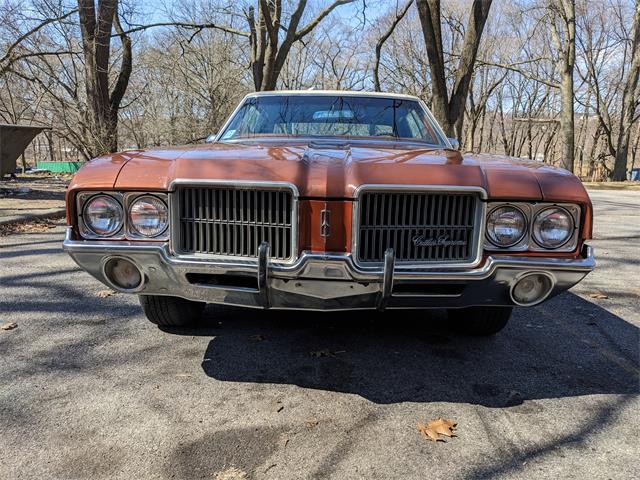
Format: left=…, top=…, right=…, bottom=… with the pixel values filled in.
left=486, top=206, right=527, bottom=247
left=129, top=195, right=168, bottom=237
left=82, top=195, right=124, bottom=236
left=533, top=207, right=573, bottom=248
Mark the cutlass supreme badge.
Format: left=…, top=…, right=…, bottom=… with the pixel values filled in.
left=412, top=233, right=466, bottom=248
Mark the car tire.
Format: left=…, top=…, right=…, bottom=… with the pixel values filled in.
left=447, top=306, right=513, bottom=336
left=139, top=295, right=206, bottom=327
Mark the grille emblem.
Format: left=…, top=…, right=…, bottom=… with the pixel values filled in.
left=320, top=209, right=331, bottom=237
left=412, top=233, right=466, bottom=248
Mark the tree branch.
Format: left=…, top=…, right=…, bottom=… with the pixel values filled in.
left=118, top=21, right=250, bottom=37
left=374, top=0, right=413, bottom=91
left=475, top=58, right=560, bottom=88
left=295, top=0, right=355, bottom=41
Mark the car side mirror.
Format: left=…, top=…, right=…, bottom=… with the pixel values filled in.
left=447, top=137, right=460, bottom=150
left=205, top=133, right=217, bottom=143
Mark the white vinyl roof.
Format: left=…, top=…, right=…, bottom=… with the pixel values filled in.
left=247, top=90, right=422, bottom=102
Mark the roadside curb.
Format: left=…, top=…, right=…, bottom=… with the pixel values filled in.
left=0, top=208, right=66, bottom=226
left=583, top=184, right=640, bottom=191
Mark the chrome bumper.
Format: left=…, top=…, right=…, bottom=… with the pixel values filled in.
left=63, top=227, right=595, bottom=311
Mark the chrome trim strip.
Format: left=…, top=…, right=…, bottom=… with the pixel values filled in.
left=63, top=227, right=595, bottom=283
left=351, top=185, right=488, bottom=271
left=168, top=179, right=300, bottom=197
left=484, top=201, right=581, bottom=253
left=168, top=180, right=299, bottom=265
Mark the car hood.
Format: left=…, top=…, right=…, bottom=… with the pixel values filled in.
left=69, top=141, right=589, bottom=203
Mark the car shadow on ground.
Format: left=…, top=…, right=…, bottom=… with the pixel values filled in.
left=166, top=292, right=639, bottom=407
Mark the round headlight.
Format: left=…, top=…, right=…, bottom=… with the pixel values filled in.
left=129, top=195, right=168, bottom=237
left=486, top=206, right=527, bottom=247
left=533, top=207, right=573, bottom=248
left=83, top=195, right=124, bottom=236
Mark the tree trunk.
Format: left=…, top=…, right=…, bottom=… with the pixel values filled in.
left=416, top=0, right=493, bottom=139
left=612, top=0, right=640, bottom=181
left=248, top=0, right=354, bottom=91
left=549, top=0, right=576, bottom=173
left=77, top=0, right=131, bottom=156
left=558, top=70, right=575, bottom=172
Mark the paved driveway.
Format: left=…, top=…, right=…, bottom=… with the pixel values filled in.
left=1, top=190, right=638, bottom=479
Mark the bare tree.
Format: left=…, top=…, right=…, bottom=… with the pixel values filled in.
left=548, top=0, right=577, bottom=173
left=415, top=0, right=493, bottom=139
left=0, top=7, right=78, bottom=77
left=612, top=0, right=640, bottom=180
left=139, top=1, right=356, bottom=92
left=77, top=0, right=131, bottom=155
left=246, top=0, right=355, bottom=90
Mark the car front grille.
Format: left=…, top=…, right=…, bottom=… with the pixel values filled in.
left=175, top=186, right=294, bottom=261
left=356, top=191, right=480, bottom=264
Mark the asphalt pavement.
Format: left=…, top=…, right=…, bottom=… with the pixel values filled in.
left=1, top=189, right=638, bottom=479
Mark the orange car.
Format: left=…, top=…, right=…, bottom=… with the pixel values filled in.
left=63, top=91, right=595, bottom=335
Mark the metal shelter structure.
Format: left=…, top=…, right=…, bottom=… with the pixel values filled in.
left=0, top=124, right=49, bottom=178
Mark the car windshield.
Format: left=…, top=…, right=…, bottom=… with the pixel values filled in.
left=219, top=95, right=445, bottom=145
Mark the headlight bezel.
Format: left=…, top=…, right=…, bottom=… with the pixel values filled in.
left=77, top=192, right=125, bottom=239
left=532, top=206, right=575, bottom=250
left=76, top=191, right=169, bottom=241
left=484, top=202, right=581, bottom=252
left=485, top=204, right=528, bottom=248
left=126, top=194, right=169, bottom=239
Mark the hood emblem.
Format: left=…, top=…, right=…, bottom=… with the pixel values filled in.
left=412, top=233, right=466, bottom=248
left=320, top=209, right=331, bottom=238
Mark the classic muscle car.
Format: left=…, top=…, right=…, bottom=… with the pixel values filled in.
left=63, top=91, right=595, bottom=335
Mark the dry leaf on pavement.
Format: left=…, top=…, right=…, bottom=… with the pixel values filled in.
left=1, top=322, right=18, bottom=331
left=97, top=290, right=116, bottom=298
left=214, top=467, right=248, bottom=480
left=417, top=418, right=457, bottom=442
left=589, top=293, right=609, bottom=299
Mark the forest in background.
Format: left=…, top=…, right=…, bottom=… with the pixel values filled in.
left=1, top=0, right=638, bottom=181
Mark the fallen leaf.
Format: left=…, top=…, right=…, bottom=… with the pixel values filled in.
left=417, top=422, right=441, bottom=442
left=589, top=293, right=609, bottom=299
left=97, top=289, right=116, bottom=298
left=417, top=418, right=457, bottom=442
left=249, top=334, right=264, bottom=342
left=214, top=467, right=248, bottom=480
left=427, top=418, right=457, bottom=437
left=1, top=322, right=18, bottom=331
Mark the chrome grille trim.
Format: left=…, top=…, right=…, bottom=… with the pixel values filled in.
left=169, top=180, right=298, bottom=263
left=352, top=185, right=486, bottom=269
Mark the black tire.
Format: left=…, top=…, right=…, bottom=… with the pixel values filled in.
left=139, top=295, right=205, bottom=327
left=447, top=306, right=513, bottom=336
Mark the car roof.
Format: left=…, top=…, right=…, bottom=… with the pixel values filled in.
left=246, top=90, right=422, bottom=102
